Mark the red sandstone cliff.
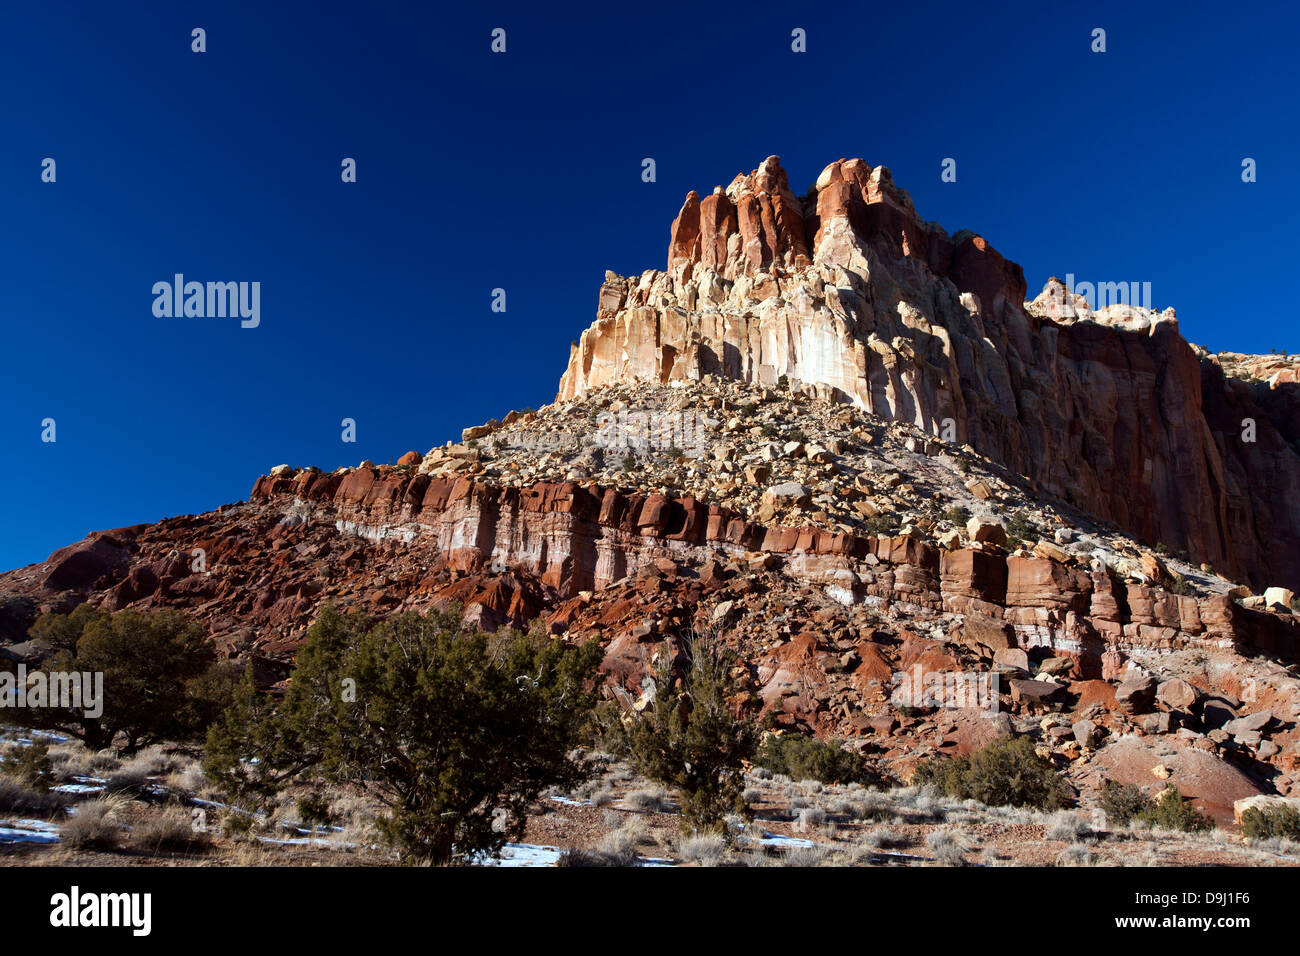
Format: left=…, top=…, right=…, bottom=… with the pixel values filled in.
left=558, top=156, right=1300, bottom=593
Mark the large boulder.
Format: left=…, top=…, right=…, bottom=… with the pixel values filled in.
left=966, top=517, right=1007, bottom=547
left=1115, top=673, right=1158, bottom=715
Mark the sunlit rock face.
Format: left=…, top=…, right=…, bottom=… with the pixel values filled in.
left=558, top=156, right=1300, bottom=591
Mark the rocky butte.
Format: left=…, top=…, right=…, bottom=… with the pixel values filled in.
left=3, top=156, right=1300, bottom=820
left=560, top=156, right=1300, bottom=594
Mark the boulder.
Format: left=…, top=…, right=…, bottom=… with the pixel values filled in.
left=966, top=517, right=1007, bottom=547
left=1115, top=674, right=1158, bottom=715
left=1156, top=677, right=1199, bottom=711
left=1223, top=710, right=1273, bottom=736
left=1009, top=679, right=1060, bottom=704
left=1072, top=719, right=1101, bottom=746
left=1264, top=586, right=1295, bottom=610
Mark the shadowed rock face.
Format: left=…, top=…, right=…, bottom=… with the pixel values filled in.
left=558, top=156, right=1300, bottom=592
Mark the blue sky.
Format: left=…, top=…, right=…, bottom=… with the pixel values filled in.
left=0, top=1, right=1295, bottom=571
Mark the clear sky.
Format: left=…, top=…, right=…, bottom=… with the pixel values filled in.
left=1, top=1, right=1295, bottom=571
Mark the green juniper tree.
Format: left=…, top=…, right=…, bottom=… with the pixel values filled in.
left=12, top=606, right=224, bottom=753
left=204, top=605, right=604, bottom=865
left=625, top=631, right=760, bottom=834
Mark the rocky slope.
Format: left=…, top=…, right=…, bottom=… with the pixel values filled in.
left=558, top=156, right=1300, bottom=594
left=3, top=156, right=1300, bottom=822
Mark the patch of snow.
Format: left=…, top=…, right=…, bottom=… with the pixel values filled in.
left=473, top=842, right=565, bottom=867
left=0, top=819, right=60, bottom=844
left=52, top=783, right=104, bottom=795
left=549, top=795, right=593, bottom=807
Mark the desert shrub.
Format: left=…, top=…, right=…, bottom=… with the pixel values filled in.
left=0, top=775, right=62, bottom=815
left=1240, top=804, right=1300, bottom=842
left=940, top=505, right=971, bottom=526
left=221, top=810, right=256, bottom=837
left=625, top=633, right=760, bottom=834
left=1045, top=810, right=1091, bottom=842
left=755, top=734, right=869, bottom=785
left=796, top=807, right=827, bottom=830
left=624, top=787, right=670, bottom=812
left=1058, top=844, right=1094, bottom=866
left=132, top=807, right=210, bottom=854
left=1, top=741, right=54, bottom=792
left=913, top=735, right=1070, bottom=811
left=1141, top=786, right=1213, bottom=833
left=862, top=825, right=906, bottom=849
left=1003, top=513, right=1040, bottom=548
left=926, top=829, right=967, bottom=865
left=556, top=847, right=638, bottom=867
left=296, top=793, right=334, bottom=827
left=680, top=832, right=727, bottom=865
left=103, top=766, right=151, bottom=796
left=62, top=797, right=125, bottom=850
left=860, top=514, right=898, bottom=536
left=15, top=607, right=230, bottom=753
left=1099, top=780, right=1151, bottom=826
left=204, top=605, right=603, bottom=865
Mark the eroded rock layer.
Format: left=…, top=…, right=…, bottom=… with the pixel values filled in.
left=557, top=156, right=1300, bottom=592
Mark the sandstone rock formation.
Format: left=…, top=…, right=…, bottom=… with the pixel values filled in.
left=558, top=156, right=1300, bottom=593
left=4, top=156, right=1300, bottom=819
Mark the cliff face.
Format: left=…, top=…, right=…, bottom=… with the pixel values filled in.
left=557, top=156, right=1300, bottom=592
left=4, top=467, right=1293, bottom=675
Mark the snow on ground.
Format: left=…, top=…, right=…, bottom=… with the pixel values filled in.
left=549, top=795, right=593, bottom=807
left=474, top=842, right=566, bottom=867
left=472, top=842, right=677, bottom=867
left=756, top=832, right=820, bottom=849
left=0, top=818, right=60, bottom=844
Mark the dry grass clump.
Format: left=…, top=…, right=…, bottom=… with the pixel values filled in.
left=0, top=775, right=62, bottom=815
left=132, top=806, right=211, bottom=855
left=62, top=796, right=128, bottom=850
left=679, top=832, right=727, bottom=866
left=624, top=786, right=671, bottom=813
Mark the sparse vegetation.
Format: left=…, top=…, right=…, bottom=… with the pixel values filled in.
left=1240, top=804, right=1300, bottom=841
left=755, top=734, right=870, bottom=785
left=1140, top=786, right=1213, bottom=833
left=0, top=773, right=61, bottom=815
left=132, top=807, right=210, bottom=854
left=625, top=633, right=760, bottom=834
left=1099, top=780, right=1150, bottom=827
left=1, top=740, right=54, bottom=791
left=913, top=735, right=1070, bottom=811
left=1099, top=780, right=1212, bottom=832
left=1003, top=513, right=1040, bottom=549
left=860, top=513, right=898, bottom=536
left=62, top=796, right=126, bottom=850
left=940, top=505, right=971, bottom=526
left=204, top=605, right=604, bottom=864
left=15, top=607, right=235, bottom=753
